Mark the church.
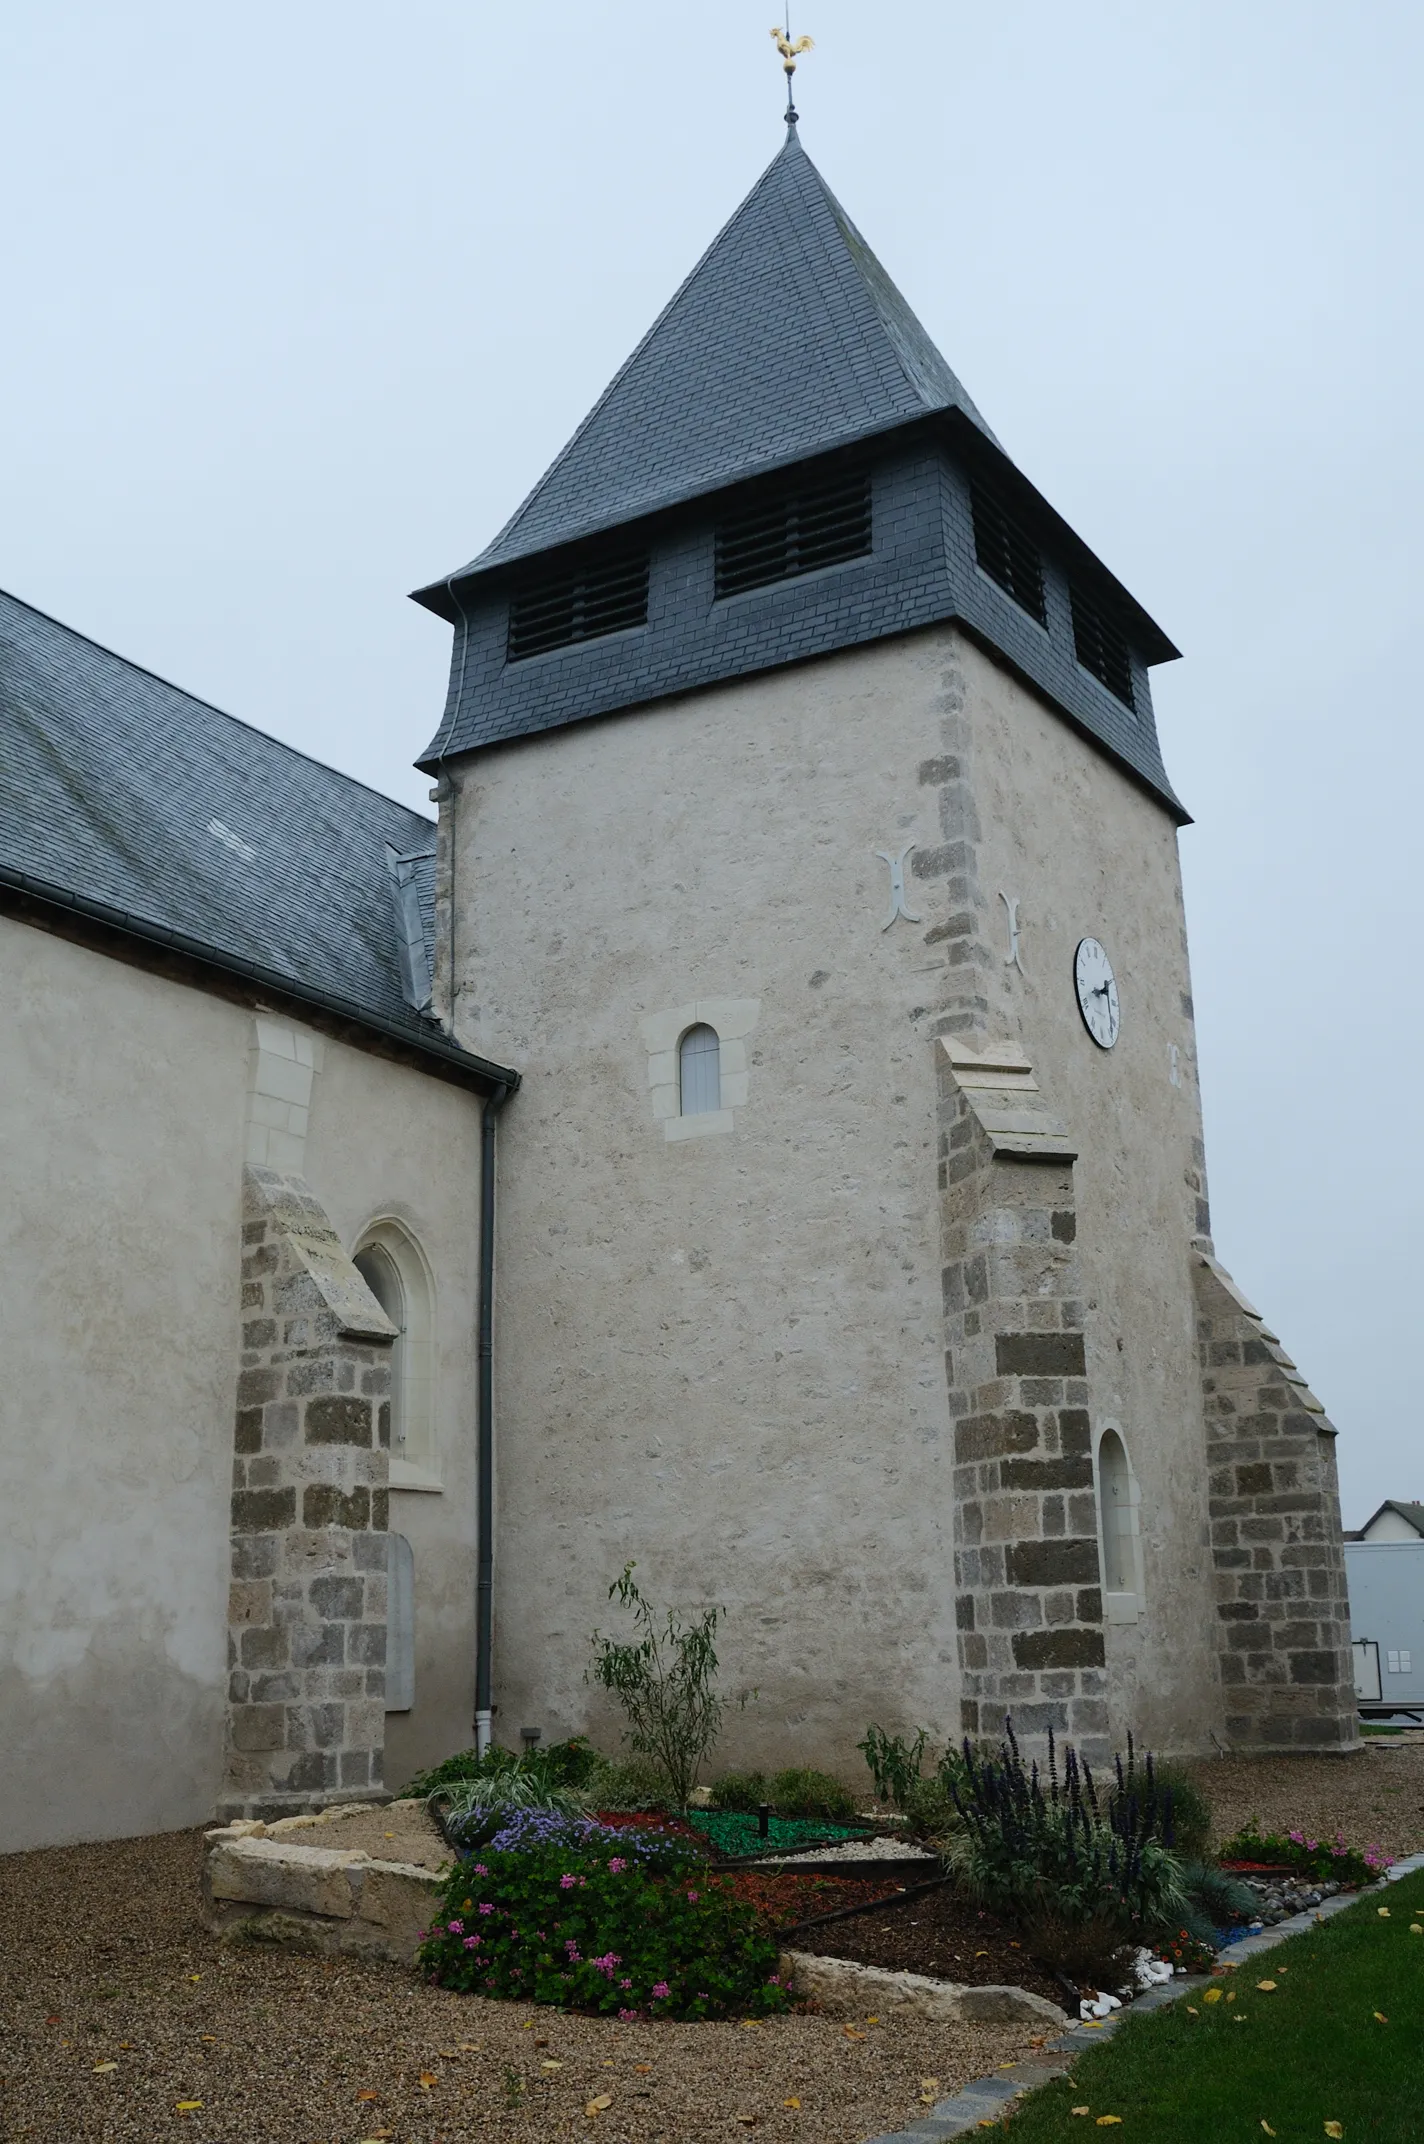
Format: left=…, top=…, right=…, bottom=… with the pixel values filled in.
left=0, top=118, right=1358, bottom=1854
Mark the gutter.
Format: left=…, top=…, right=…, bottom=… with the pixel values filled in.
left=0, top=860, right=520, bottom=1097
left=474, top=1081, right=510, bottom=1756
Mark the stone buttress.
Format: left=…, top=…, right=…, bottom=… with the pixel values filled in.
left=1195, top=1247, right=1357, bottom=1751
left=220, top=1166, right=397, bottom=1819
left=937, top=1035, right=1109, bottom=1763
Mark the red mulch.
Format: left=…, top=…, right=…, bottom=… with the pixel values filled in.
left=722, top=1869, right=913, bottom=1931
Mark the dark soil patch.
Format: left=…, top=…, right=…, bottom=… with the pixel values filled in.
left=794, top=1882, right=1066, bottom=2009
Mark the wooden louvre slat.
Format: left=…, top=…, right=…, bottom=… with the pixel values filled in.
left=715, top=470, right=872, bottom=599
left=507, top=553, right=649, bottom=662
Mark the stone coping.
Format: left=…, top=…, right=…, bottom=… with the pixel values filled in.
left=202, top=1805, right=444, bottom=1965
left=781, top=1951, right=1065, bottom=2029
left=861, top=1850, right=1424, bottom=2142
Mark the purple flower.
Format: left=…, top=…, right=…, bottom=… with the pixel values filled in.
left=447, top=1919, right=464, bottom=1935
left=478, top=1902, right=494, bottom=1915
left=686, top=1889, right=700, bottom=1903
left=651, top=1981, right=670, bottom=2000
left=619, top=1978, right=632, bottom=1990
left=473, top=1863, right=488, bottom=1875
left=608, top=1856, right=628, bottom=1873
left=463, top=1936, right=479, bottom=1951
left=559, top=1873, right=577, bottom=1889
left=618, top=2006, right=639, bottom=2020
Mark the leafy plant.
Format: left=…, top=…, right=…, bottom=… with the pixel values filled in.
left=707, top=1769, right=769, bottom=1813
left=859, top=1724, right=931, bottom=1809
left=1141, top=1761, right=1213, bottom=1860
left=902, top=1773, right=962, bottom=1847
left=1217, top=1823, right=1390, bottom=1886
left=588, top=1564, right=747, bottom=1809
left=417, top=1814, right=789, bottom=2020
left=769, top=1767, right=858, bottom=1821
left=406, top=1735, right=600, bottom=1803
left=583, top=1754, right=666, bottom=1812
left=948, top=1721, right=1187, bottom=1948
left=436, top=1769, right=586, bottom=1854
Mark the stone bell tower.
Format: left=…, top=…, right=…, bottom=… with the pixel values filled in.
left=406, top=118, right=1357, bottom=1763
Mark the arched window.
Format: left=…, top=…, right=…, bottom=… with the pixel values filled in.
left=1096, top=1427, right=1142, bottom=1621
left=353, top=1221, right=438, bottom=1490
left=679, top=1024, right=721, bottom=1116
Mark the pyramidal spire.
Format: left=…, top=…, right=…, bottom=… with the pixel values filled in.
left=433, top=134, right=999, bottom=588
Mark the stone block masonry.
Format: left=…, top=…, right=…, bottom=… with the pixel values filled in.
left=1195, top=1246, right=1357, bottom=1752
left=219, top=1166, right=398, bottom=1820
left=937, top=1035, right=1109, bottom=1763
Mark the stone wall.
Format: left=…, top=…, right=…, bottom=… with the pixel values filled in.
left=1196, top=1247, right=1357, bottom=1752
left=939, top=1035, right=1108, bottom=1762
left=221, top=1166, right=397, bottom=1818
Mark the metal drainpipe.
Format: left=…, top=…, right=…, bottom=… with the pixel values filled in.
left=475, top=1081, right=509, bottom=1757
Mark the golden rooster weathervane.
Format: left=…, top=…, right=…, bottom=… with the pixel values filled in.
left=770, top=22, right=814, bottom=127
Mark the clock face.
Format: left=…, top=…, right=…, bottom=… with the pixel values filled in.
left=1074, top=937, right=1120, bottom=1049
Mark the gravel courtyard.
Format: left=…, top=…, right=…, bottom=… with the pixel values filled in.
left=1185, top=1742, right=1424, bottom=1859
left=0, top=1829, right=1039, bottom=2144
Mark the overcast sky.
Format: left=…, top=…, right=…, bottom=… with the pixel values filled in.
left=3, top=3, right=1419, bottom=1524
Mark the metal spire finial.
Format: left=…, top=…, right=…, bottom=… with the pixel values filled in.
left=770, top=21, right=814, bottom=127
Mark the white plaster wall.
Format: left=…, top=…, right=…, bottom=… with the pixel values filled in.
left=0, top=916, right=484, bottom=1849
left=955, top=635, right=1221, bottom=1753
left=304, top=1043, right=484, bottom=1791
left=0, top=920, right=246, bottom=1851
left=450, top=624, right=1222, bottom=1769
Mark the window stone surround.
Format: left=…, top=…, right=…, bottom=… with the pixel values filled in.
left=640, top=996, right=760, bottom=1141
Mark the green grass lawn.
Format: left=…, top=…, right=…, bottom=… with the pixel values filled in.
left=1000, top=1869, right=1424, bottom=2142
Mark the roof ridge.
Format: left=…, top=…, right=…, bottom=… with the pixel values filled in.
left=0, top=583, right=434, bottom=831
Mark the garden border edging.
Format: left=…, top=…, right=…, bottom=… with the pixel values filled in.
left=860, top=1849, right=1424, bottom=2143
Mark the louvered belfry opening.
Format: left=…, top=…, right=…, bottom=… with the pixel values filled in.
left=971, top=484, right=1047, bottom=625
left=715, top=465, right=872, bottom=601
left=507, top=548, right=650, bottom=662
left=1070, top=588, right=1136, bottom=709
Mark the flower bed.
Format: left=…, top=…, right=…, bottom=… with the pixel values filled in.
left=417, top=1810, right=789, bottom=2021
left=1218, top=1824, right=1391, bottom=1888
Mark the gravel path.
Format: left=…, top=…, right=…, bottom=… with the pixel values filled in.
left=0, top=1830, right=1042, bottom=2143
left=1184, top=1744, right=1424, bottom=1859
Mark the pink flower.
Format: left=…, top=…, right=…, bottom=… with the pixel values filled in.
left=686, top=1890, right=700, bottom=1903
left=478, top=1902, right=494, bottom=1915
left=559, top=1874, right=578, bottom=1889
left=463, top=1936, right=480, bottom=1951
left=473, top=1863, right=488, bottom=1875
left=447, top=1919, right=464, bottom=1935
left=618, top=2006, right=639, bottom=2020
left=651, top=1982, right=670, bottom=2000
left=608, top=1856, right=628, bottom=1873
left=619, top=1978, right=632, bottom=1990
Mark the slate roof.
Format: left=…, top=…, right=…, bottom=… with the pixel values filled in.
left=0, top=586, right=515, bottom=1086
left=414, top=126, right=1002, bottom=602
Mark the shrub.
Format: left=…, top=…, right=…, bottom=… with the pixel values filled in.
left=903, top=1773, right=961, bottom=1847
left=859, top=1725, right=930, bottom=1809
left=583, top=1755, right=666, bottom=1812
left=417, top=1812, right=789, bottom=2020
left=405, top=1736, right=599, bottom=1802
left=770, top=1767, right=858, bottom=1822
left=1138, top=1760, right=1213, bottom=1860
left=707, top=1769, right=769, bottom=1813
left=1217, top=1823, right=1390, bottom=1886
left=589, top=1564, right=748, bottom=1809
left=949, top=1721, right=1186, bottom=1949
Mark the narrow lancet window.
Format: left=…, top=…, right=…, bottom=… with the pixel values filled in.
left=678, top=1024, right=721, bottom=1116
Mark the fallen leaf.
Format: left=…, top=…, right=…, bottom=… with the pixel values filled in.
left=199, top=2036, right=217, bottom=2044
left=784, top=2097, right=801, bottom=2109
left=541, top=2060, right=563, bottom=2071
left=735, top=2119, right=758, bottom=2130
left=843, top=2026, right=867, bottom=2040
left=535, top=2037, right=549, bottom=2048
left=1377, top=1908, right=1390, bottom=1918
left=1202, top=1989, right=1223, bottom=2005
left=1186, top=2007, right=1199, bottom=2016
left=1411, top=1924, right=1424, bottom=1936
left=383, top=1831, right=394, bottom=1838
left=189, top=1974, right=201, bottom=1982
left=975, top=1948, right=989, bottom=1957
left=1256, top=1980, right=1277, bottom=1992
left=1262, top=2126, right=1277, bottom=2137
left=586, top=2093, right=613, bottom=2116
left=357, top=2088, right=380, bottom=2101
left=175, top=2103, right=203, bottom=2115
left=1324, top=2126, right=1344, bottom=2140
left=634, top=2064, right=653, bottom=2074
left=459, top=2042, right=481, bottom=2051
left=417, top=2071, right=438, bottom=2089
left=92, top=2062, right=118, bottom=2073
left=45, top=2017, right=60, bottom=2026
left=1071, top=2111, right=1091, bottom=2120
left=865, top=2014, right=879, bottom=2024
left=1374, top=2012, right=1388, bottom=2024
left=1096, top=2121, right=1123, bottom=2130
left=741, top=2019, right=761, bottom=2030
left=1226, top=1991, right=1237, bottom=2004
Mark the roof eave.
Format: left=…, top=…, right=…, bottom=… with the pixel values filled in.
left=0, top=861, right=520, bottom=1097
left=410, top=407, right=1181, bottom=668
